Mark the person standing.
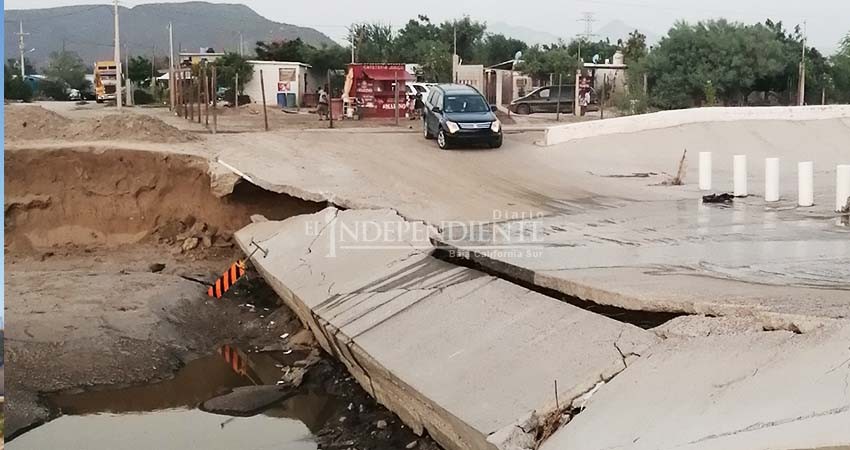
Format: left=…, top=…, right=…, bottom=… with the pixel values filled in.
left=317, top=86, right=329, bottom=120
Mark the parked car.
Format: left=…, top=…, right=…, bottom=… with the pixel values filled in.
left=509, top=85, right=576, bottom=114
left=405, top=82, right=431, bottom=97
left=422, top=84, right=502, bottom=149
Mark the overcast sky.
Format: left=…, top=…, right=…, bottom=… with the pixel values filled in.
left=4, top=0, right=849, bottom=54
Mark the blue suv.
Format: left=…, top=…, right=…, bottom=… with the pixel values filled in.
left=422, top=84, right=502, bottom=149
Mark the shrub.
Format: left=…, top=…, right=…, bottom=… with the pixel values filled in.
left=36, top=79, right=70, bottom=100
left=6, top=76, right=33, bottom=102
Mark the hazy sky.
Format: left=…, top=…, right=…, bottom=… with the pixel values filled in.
left=4, top=0, right=849, bottom=54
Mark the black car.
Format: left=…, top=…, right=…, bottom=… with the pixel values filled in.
left=509, top=85, right=575, bottom=114
left=422, top=84, right=502, bottom=149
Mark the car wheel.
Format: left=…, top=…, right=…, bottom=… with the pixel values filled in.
left=489, top=136, right=503, bottom=148
left=437, top=129, right=449, bottom=150
left=423, top=118, right=434, bottom=139
left=516, top=104, right=531, bottom=115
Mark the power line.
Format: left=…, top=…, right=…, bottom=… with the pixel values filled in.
left=578, top=11, right=598, bottom=40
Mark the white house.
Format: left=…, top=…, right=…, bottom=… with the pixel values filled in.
left=243, top=60, right=321, bottom=108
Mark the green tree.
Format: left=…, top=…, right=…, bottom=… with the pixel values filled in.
left=477, top=33, right=527, bottom=66
left=754, top=20, right=831, bottom=105
left=255, top=38, right=311, bottom=61
left=621, top=30, right=647, bottom=63
left=4, top=63, right=33, bottom=101
left=568, top=38, right=619, bottom=63
left=439, top=16, right=486, bottom=62
left=517, top=43, right=579, bottom=81
left=43, top=50, right=88, bottom=91
left=6, top=58, right=36, bottom=76
left=36, top=78, right=70, bottom=100
left=128, top=55, right=154, bottom=87
left=393, top=15, right=441, bottom=62
left=214, top=52, right=253, bottom=93
left=416, top=40, right=452, bottom=81
left=350, top=23, right=395, bottom=62
left=305, top=44, right=350, bottom=74
left=830, top=32, right=850, bottom=103
left=646, top=20, right=787, bottom=108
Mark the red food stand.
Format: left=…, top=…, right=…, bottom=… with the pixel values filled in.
left=344, top=63, right=414, bottom=118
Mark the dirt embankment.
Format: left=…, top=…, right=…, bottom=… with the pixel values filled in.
left=4, top=105, right=196, bottom=143
left=4, top=148, right=323, bottom=254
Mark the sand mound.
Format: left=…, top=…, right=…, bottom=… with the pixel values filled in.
left=4, top=105, right=196, bottom=143
left=63, top=114, right=197, bottom=143
left=4, top=105, right=71, bottom=140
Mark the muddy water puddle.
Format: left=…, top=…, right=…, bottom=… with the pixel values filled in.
left=10, top=348, right=343, bottom=450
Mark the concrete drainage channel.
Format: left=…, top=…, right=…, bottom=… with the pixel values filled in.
left=4, top=147, right=440, bottom=450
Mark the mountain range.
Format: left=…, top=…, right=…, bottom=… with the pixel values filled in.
left=4, top=2, right=336, bottom=68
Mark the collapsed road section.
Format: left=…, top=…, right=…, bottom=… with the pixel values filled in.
left=234, top=208, right=659, bottom=450
left=235, top=207, right=850, bottom=450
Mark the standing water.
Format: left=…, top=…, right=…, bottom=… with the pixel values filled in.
left=8, top=349, right=342, bottom=450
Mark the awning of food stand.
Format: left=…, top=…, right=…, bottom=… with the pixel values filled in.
left=361, top=68, right=415, bottom=81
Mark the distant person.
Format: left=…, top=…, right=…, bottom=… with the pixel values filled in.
left=413, top=92, right=424, bottom=120
left=317, top=87, right=329, bottom=120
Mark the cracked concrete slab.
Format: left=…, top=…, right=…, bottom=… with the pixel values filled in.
left=235, top=207, right=658, bottom=450
left=438, top=198, right=850, bottom=331
left=540, top=321, right=850, bottom=450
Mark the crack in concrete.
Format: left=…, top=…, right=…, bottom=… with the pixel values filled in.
left=684, top=404, right=850, bottom=446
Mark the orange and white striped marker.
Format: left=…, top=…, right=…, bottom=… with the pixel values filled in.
left=218, top=344, right=247, bottom=376
left=207, top=260, right=246, bottom=299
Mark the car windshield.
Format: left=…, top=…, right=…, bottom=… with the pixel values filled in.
left=443, top=94, right=489, bottom=113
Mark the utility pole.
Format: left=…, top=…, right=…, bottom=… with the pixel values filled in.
left=350, top=29, right=355, bottom=63
left=452, top=23, right=458, bottom=83
left=114, top=0, right=123, bottom=110
left=797, top=20, right=807, bottom=106
left=125, top=45, right=132, bottom=106
left=169, top=22, right=175, bottom=110
left=151, top=44, right=156, bottom=95
left=348, top=28, right=354, bottom=64
left=577, top=12, right=597, bottom=64
left=453, top=24, right=457, bottom=57
left=239, top=31, right=244, bottom=56
left=16, top=21, right=29, bottom=77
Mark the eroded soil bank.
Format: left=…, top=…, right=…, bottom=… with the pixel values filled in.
left=4, top=147, right=440, bottom=449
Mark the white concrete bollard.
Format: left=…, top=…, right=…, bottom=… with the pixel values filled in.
left=765, top=158, right=780, bottom=202
left=837, top=165, right=850, bottom=212
left=798, top=161, right=814, bottom=207
left=733, top=155, right=747, bottom=197
left=699, top=152, right=712, bottom=191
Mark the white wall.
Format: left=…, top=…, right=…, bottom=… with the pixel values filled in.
left=243, top=62, right=309, bottom=108
left=544, top=105, right=850, bottom=146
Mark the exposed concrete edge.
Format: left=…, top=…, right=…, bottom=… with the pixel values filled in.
left=236, top=238, right=499, bottom=450
left=543, top=105, right=850, bottom=146
left=532, top=270, right=831, bottom=334
left=435, top=241, right=831, bottom=333
left=214, top=157, right=439, bottom=227
left=215, top=156, right=370, bottom=209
